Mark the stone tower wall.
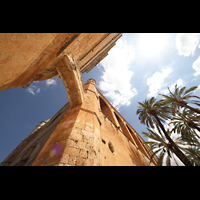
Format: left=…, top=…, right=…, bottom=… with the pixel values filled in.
left=1, top=78, right=157, bottom=166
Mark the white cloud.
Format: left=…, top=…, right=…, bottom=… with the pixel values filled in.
left=160, top=78, right=184, bottom=95
left=147, top=68, right=172, bottom=98
left=46, top=79, right=57, bottom=87
left=175, top=33, right=200, bottom=57
left=192, top=55, right=200, bottom=76
left=176, top=34, right=200, bottom=77
left=26, top=78, right=57, bottom=95
left=26, top=85, right=41, bottom=95
left=98, top=39, right=137, bottom=110
left=36, top=88, right=40, bottom=93
left=175, top=78, right=184, bottom=87
left=191, top=78, right=196, bottom=82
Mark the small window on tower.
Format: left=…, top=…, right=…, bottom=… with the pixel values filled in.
left=108, top=141, right=115, bottom=154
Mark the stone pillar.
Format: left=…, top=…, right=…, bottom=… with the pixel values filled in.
left=32, top=78, right=101, bottom=166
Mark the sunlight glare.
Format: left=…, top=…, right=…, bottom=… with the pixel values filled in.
left=138, top=33, right=167, bottom=58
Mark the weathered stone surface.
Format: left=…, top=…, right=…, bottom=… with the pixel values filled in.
left=79, top=149, right=88, bottom=159
left=64, top=146, right=80, bottom=157
left=68, top=132, right=83, bottom=141
left=76, top=141, right=87, bottom=150
left=76, top=156, right=85, bottom=166
left=0, top=33, right=158, bottom=166
left=0, top=33, right=122, bottom=91
left=55, top=54, right=85, bottom=109
left=60, top=153, right=70, bottom=164
left=68, top=155, right=76, bottom=165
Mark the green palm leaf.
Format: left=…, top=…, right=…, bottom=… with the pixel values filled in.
left=179, top=86, right=186, bottom=96
left=157, top=150, right=165, bottom=166
left=136, top=95, right=194, bottom=166
left=166, top=153, right=171, bottom=166
left=150, top=148, right=163, bottom=164
left=184, top=86, right=198, bottom=95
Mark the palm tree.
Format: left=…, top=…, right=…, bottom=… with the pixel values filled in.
left=170, top=108, right=200, bottom=146
left=180, top=146, right=200, bottom=166
left=160, top=85, right=200, bottom=114
left=137, top=97, right=193, bottom=166
left=142, top=127, right=186, bottom=166
left=143, top=127, right=200, bottom=166
left=136, top=97, right=170, bottom=129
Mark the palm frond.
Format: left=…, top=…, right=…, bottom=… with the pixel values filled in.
left=143, top=141, right=158, bottom=146
left=179, top=86, right=186, bottom=96
left=150, top=148, right=163, bottom=164
left=155, top=124, right=165, bottom=138
left=178, top=146, right=200, bottom=165
left=146, top=115, right=154, bottom=128
left=160, top=94, right=174, bottom=101
left=150, top=143, right=160, bottom=150
left=142, top=130, right=161, bottom=142
left=157, top=150, right=165, bottom=166
left=138, top=102, right=146, bottom=107
left=187, top=95, right=200, bottom=100
left=168, top=86, right=176, bottom=98
left=184, top=86, right=198, bottom=95
left=166, top=153, right=171, bottom=166
left=149, top=97, right=156, bottom=105
left=143, top=141, right=163, bottom=152
left=139, top=114, right=146, bottom=124
left=174, top=84, right=179, bottom=96
left=148, top=128, right=166, bottom=142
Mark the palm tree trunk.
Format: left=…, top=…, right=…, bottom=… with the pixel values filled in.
left=155, top=116, right=193, bottom=166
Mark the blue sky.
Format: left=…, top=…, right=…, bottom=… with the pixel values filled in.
left=1, top=33, right=200, bottom=164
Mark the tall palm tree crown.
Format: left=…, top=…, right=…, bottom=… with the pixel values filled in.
left=136, top=97, right=170, bottom=130
left=159, top=85, right=200, bottom=114
left=142, top=127, right=184, bottom=166
left=136, top=97, right=193, bottom=166
left=143, top=127, right=200, bottom=166
left=170, top=107, right=200, bottom=146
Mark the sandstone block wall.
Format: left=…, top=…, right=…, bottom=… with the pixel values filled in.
left=1, top=78, right=157, bottom=166
left=31, top=79, right=157, bottom=166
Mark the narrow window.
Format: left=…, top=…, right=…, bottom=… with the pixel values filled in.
left=108, top=141, right=115, bottom=154
left=99, top=97, right=118, bottom=126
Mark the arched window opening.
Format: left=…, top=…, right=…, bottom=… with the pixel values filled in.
left=114, top=112, right=132, bottom=140
left=99, top=96, right=118, bottom=126
left=99, top=96, right=106, bottom=110
left=137, top=135, right=151, bottom=155
left=126, top=125, right=146, bottom=155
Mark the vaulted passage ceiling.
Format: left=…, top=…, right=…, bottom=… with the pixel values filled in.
left=0, top=33, right=122, bottom=91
